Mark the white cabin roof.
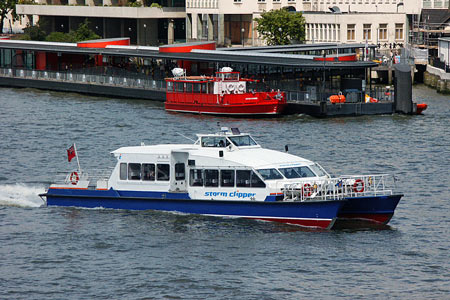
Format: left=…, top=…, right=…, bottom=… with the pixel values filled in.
left=111, top=143, right=313, bottom=169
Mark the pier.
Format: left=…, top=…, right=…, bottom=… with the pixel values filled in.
left=0, top=39, right=413, bottom=117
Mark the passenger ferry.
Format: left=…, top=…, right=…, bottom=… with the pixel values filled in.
left=40, top=128, right=402, bottom=229
left=165, top=68, right=287, bottom=116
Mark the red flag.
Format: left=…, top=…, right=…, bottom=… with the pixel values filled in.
left=67, top=145, right=76, bottom=162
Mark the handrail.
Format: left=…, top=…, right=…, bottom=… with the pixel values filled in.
left=282, top=174, right=397, bottom=202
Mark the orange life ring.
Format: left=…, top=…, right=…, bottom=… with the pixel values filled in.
left=69, top=171, right=79, bottom=185
left=302, top=183, right=312, bottom=197
left=353, top=179, right=364, bottom=193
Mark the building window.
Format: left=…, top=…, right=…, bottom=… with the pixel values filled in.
left=234, top=0, right=242, bottom=2
left=395, top=23, right=403, bottom=40
left=363, top=24, right=371, bottom=40
left=347, top=24, right=355, bottom=41
left=379, top=24, right=387, bottom=40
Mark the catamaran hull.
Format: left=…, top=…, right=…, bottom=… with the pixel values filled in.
left=42, top=189, right=344, bottom=229
left=337, top=194, right=403, bottom=224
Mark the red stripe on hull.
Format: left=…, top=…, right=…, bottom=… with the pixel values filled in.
left=338, top=213, right=393, bottom=224
left=248, top=217, right=335, bottom=229
left=165, top=102, right=286, bottom=115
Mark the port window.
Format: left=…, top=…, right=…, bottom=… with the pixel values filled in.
left=176, top=82, right=184, bottom=92
left=175, top=163, right=185, bottom=180
left=279, top=166, right=316, bottom=178
left=193, top=83, right=201, bottom=93
left=251, top=171, right=266, bottom=188
left=186, top=83, right=193, bottom=93
left=190, top=169, right=204, bottom=186
left=166, top=81, right=174, bottom=93
left=220, top=170, right=235, bottom=187
left=257, top=168, right=283, bottom=180
left=120, top=163, right=127, bottom=180
left=128, top=163, right=141, bottom=180
left=142, top=163, right=155, bottom=181
left=157, top=164, right=170, bottom=181
left=236, top=170, right=251, bottom=187
left=228, top=135, right=257, bottom=147
left=204, top=169, right=219, bottom=187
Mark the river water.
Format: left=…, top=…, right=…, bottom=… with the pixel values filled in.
left=0, top=85, right=449, bottom=299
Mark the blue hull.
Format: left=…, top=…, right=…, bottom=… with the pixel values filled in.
left=338, top=194, right=403, bottom=224
left=43, top=188, right=345, bottom=229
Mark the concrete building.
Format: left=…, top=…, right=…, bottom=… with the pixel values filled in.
left=16, top=0, right=186, bottom=45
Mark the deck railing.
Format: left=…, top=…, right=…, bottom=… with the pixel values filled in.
left=282, top=174, right=397, bottom=202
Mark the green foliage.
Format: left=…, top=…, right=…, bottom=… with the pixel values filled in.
left=127, top=0, right=142, bottom=7
left=255, top=9, right=306, bottom=46
left=45, top=31, right=74, bottom=43
left=22, top=24, right=46, bottom=41
left=149, top=3, right=163, bottom=8
left=71, top=19, right=100, bottom=42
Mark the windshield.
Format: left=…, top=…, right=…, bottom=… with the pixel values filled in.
left=228, top=135, right=257, bottom=147
left=257, top=168, right=284, bottom=180
left=310, top=164, right=328, bottom=177
left=201, top=136, right=229, bottom=147
left=279, top=166, right=316, bottom=179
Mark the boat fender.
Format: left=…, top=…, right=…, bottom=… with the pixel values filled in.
left=69, top=171, right=79, bottom=185
left=353, top=179, right=364, bottom=193
left=227, top=83, right=235, bottom=91
left=237, top=83, right=245, bottom=92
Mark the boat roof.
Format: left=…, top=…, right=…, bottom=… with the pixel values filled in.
left=111, top=143, right=313, bottom=169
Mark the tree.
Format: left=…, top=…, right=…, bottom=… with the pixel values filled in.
left=255, top=8, right=306, bottom=46
left=0, top=0, right=17, bottom=34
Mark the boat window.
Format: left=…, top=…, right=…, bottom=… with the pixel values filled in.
left=120, top=163, right=127, bottom=180
left=175, top=163, right=185, bottom=180
left=201, top=83, right=207, bottom=93
left=142, top=163, right=155, bottom=181
left=193, top=83, right=201, bottom=93
left=190, top=169, right=203, bottom=187
left=236, top=170, right=251, bottom=187
left=186, top=83, right=193, bottom=93
left=176, top=82, right=184, bottom=92
left=220, top=170, right=235, bottom=187
left=228, top=135, right=257, bottom=147
left=157, top=164, right=170, bottom=181
left=166, top=81, right=174, bottom=93
left=204, top=169, right=219, bottom=187
left=257, top=168, right=284, bottom=180
left=237, top=170, right=265, bottom=188
left=201, top=136, right=228, bottom=147
left=128, top=163, right=141, bottom=180
left=310, top=164, right=328, bottom=177
left=279, top=166, right=316, bottom=178
left=251, top=171, right=266, bottom=188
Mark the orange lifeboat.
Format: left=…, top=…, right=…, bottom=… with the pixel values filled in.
left=329, top=94, right=346, bottom=104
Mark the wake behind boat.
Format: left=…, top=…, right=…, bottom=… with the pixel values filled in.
left=40, top=128, right=402, bottom=229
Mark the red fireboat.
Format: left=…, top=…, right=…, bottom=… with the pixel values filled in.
left=165, top=68, right=286, bottom=116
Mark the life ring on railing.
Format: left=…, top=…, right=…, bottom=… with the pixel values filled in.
left=302, top=183, right=312, bottom=197
left=69, top=171, right=79, bottom=185
left=353, top=179, right=364, bottom=193
left=227, top=83, right=235, bottom=91
left=237, top=83, right=245, bottom=92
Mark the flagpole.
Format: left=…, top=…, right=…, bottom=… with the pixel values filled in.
left=73, top=143, right=82, bottom=174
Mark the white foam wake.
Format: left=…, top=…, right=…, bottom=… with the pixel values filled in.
left=0, top=184, right=46, bottom=208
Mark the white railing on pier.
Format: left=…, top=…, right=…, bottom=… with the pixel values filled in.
left=0, top=67, right=167, bottom=91
left=282, top=174, right=396, bottom=202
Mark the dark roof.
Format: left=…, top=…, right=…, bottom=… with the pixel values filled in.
left=421, top=9, right=450, bottom=26
left=221, top=43, right=377, bottom=53
left=0, top=40, right=377, bottom=69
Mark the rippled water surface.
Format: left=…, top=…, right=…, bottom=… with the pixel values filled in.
left=1, top=85, right=449, bottom=299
